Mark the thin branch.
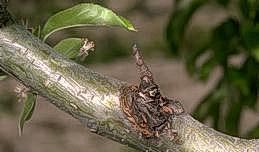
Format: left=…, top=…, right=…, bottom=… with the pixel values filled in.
left=0, top=21, right=258, bottom=152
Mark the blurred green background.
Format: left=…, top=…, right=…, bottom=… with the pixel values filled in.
left=0, top=0, right=258, bottom=152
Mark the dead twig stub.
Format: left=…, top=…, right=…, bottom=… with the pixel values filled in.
left=120, top=45, right=185, bottom=139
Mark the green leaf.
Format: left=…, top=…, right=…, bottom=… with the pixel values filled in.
left=241, top=24, right=259, bottom=62
left=225, top=100, right=242, bottom=136
left=216, top=0, right=230, bottom=6
left=18, top=92, right=37, bottom=136
left=239, top=58, right=259, bottom=108
left=0, top=70, right=7, bottom=81
left=192, top=92, right=215, bottom=121
left=185, top=35, right=211, bottom=75
left=166, top=0, right=208, bottom=54
left=197, top=56, right=217, bottom=81
left=239, top=0, right=259, bottom=21
left=252, top=47, right=259, bottom=61
left=54, top=38, right=82, bottom=59
left=239, top=0, right=249, bottom=19
left=42, top=3, right=136, bottom=41
left=228, top=67, right=249, bottom=96
left=192, top=79, right=225, bottom=121
left=0, top=75, right=7, bottom=81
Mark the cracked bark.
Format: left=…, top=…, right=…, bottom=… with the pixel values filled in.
left=0, top=16, right=259, bottom=152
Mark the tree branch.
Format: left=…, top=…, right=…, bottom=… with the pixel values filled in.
left=0, top=23, right=258, bottom=152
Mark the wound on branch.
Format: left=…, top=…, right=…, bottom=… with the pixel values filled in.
left=120, top=45, right=184, bottom=138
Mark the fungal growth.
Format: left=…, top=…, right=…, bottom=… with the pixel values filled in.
left=120, top=45, right=185, bottom=138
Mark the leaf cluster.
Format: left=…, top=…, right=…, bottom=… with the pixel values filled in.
left=166, top=0, right=259, bottom=137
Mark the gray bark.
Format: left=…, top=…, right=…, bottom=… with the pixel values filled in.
left=0, top=24, right=258, bottom=152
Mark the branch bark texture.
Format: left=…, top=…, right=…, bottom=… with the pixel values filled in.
left=0, top=24, right=258, bottom=152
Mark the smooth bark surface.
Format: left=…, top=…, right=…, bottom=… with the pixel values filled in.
left=0, top=24, right=258, bottom=152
